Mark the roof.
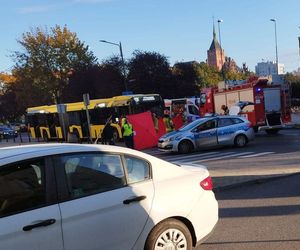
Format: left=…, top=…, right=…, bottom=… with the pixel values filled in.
left=0, top=143, right=146, bottom=164
left=26, top=94, right=161, bottom=114
left=208, top=24, right=221, bottom=51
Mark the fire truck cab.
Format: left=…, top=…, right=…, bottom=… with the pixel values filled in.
left=200, top=77, right=291, bottom=134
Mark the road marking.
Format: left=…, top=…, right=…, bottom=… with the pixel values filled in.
left=162, top=151, right=220, bottom=162
left=189, top=152, right=254, bottom=163
left=238, top=152, right=275, bottom=158
left=172, top=152, right=239, bottom=164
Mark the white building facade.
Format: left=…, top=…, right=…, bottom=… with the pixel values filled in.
left=255, top=61, right=285, bottom=76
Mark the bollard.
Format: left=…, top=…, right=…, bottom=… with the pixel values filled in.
left=20, top=133, right=23, bottom=143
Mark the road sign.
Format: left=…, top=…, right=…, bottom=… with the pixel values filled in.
left=83, top=93, right=90, bottom=106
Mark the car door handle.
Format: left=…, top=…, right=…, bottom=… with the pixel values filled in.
left=23, top=219, right=56, bottom=231
left=123, top=195, right=147, bottom=205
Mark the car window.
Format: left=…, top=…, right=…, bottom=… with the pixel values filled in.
left=196, top=119, right=217, bottom=132
left=0, top=159, right=46, bottom=218
left=231, top=118, right=244, bottom=124
left=61, top=153, right=125, bottom=198
left=218, top=118, right=234, bottom=127
left=124, top=156, right=150, bottom=184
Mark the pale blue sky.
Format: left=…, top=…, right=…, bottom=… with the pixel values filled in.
left=1, top=0, right=300, bottom=73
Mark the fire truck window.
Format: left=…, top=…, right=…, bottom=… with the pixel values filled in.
left=200, top=94, right=206, bottom=104
left=188, top=105, right=199, bottom=115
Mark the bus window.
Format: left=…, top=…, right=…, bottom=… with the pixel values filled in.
left=26, top=94, right=164, bottom=141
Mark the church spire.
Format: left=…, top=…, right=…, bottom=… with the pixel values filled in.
left=209, top=20, right=221, bottom=51
left=213, top=21, right=217, bottom=40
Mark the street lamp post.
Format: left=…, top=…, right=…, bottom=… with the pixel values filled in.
left=99, top=40, right=128, bottom=92
left=270, top=19, right=279, bottom=74
left=217, top=19, right=223, bottom=65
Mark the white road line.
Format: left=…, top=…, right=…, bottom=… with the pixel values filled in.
left=173, top=151, right=238, bottom=164
left=238, top=152, right=275, bottom=158
left=190, top=152, right=254, bottom=163
left=162, top=151, right=221, bottom=162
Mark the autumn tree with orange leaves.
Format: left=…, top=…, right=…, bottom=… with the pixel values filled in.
left=11, top=25, right=97, bottom=103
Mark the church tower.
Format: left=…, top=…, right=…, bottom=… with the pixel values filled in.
left=207, top=23, right=225, bottom=70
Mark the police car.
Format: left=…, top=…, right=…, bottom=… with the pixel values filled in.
left=158, top=115, right=255, bottom=154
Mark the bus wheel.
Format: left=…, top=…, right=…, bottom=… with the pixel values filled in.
left=43, top=131, right=49, bottom=142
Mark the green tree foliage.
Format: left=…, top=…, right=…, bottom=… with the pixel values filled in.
left=195, top=62, right=221, bottom=88
left=285, top=72, right=300, bottom=102
left=171, top=61, right=201, bottom=98
left=11, top=25, right=97, bottom=103
left=62, top=56, right=124, bottom=101
left=222, top=68, right=249, bottom=81
left=127, top=51, right=173, bottom=98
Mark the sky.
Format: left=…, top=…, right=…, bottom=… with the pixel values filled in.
left=1, top=0, right=300, bottom=73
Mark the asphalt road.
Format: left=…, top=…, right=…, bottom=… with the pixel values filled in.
left=1, top=128, right=300, bottom=249
left=199, top=173, right=300, bottom=249
left=2, top=129, right=300, bottom=188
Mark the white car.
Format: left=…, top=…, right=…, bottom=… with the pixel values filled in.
left=0, top=143, right=218, bottom=250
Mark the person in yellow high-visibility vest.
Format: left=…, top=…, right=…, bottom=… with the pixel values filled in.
left=122, top=118, right=134, bottom=149
left=163, top=114, right=174, bottom=133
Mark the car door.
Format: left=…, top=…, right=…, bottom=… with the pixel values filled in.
left=217, top=117, right=237, bottom=145
left=0, top=158, right=63, bottom=250
left=55, top=152, right=154, bottom=250
left=193, top=118, right=218, bottom=148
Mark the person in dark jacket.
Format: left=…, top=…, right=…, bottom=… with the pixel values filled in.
left=101, top=119, right=115, bottom=145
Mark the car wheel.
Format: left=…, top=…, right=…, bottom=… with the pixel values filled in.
left=178, top=140, right=193, bottom=154
left=145, top=218, right=192, bottom=250
left=234, top=134, right=247, bottom=147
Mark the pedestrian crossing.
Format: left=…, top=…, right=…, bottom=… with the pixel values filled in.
left=142, top=148, right=275, bottom=164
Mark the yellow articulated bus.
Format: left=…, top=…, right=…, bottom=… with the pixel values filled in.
left=26, top=94, right=164, bottom=142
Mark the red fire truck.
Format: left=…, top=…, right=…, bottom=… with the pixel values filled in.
left=199, top=76, right=291, bottom=134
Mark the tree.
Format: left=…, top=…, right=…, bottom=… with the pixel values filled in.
left=285, top=73, right=300, bottom=104
left=127, top=51, right=173, bottom=98
left=171, top=61, right=201, bottom=98
left=62, top=56, right=124, bottom=101
left=195, top=62, right=221, bottom=88
left=11, top=25, right=97, bottom=103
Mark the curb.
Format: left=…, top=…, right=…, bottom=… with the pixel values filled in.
left=212, top=172, right=300, bottom=192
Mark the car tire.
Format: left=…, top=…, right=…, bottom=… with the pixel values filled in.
left=145, top=218, right=193, bottom=250
left=234, top=134, right=247, bottom=147
left=178, top=140, right=193, bottom=154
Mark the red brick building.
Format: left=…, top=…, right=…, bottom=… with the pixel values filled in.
left=207, top=24, right=225, bottom=71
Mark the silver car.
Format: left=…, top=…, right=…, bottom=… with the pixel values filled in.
left=158, top=116, right=255, bottom=153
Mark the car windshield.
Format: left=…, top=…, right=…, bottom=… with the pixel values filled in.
left=178, top=118, right=209, bottom=132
